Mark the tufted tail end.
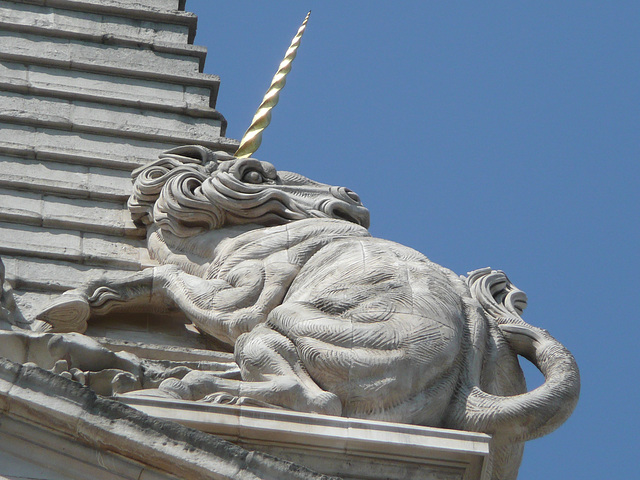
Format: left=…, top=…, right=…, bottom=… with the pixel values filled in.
left=462, top=268, right=580, bottom=443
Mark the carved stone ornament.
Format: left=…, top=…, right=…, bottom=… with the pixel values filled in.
left=1, top=146, right=579, bottom=480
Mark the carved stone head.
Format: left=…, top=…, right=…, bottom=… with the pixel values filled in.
left=128, top=146, right=370, bottom=237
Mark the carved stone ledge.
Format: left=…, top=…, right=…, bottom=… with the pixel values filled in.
left=0, top=358, right=338, bottom=480
left=120, top=396, right=491, bottom=480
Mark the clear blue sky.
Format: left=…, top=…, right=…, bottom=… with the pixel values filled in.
left=188, top=2, right=638, bottom=478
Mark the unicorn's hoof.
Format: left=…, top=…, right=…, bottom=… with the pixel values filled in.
left=35, top=294, right=90, bottom=333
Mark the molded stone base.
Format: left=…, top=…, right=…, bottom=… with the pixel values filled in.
left=121, top=396, right=491, bottom=480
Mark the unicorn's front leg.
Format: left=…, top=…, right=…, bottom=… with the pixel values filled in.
left=34, top=267, right=162, bottom=333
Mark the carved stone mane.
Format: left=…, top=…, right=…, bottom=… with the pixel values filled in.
left=128, top=146, right=370, bottom=238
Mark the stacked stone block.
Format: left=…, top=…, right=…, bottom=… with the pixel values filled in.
left=0, top=0, right=237, bottom=323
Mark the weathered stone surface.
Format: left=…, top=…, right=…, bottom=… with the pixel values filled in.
left=0, top=154, right=93, bottom=198
left=0, top=31, right=201, bottom=76
left=0, top=417, right=163, bottom=480
left=88, top=166, right=134, bottom=199
left=0, top=358, right=335, bottom=480
left=2, top=255, right=138, bottom=291
left=0, top=1, right=190, bottom=45
left=11, top=290, right=72, bottom=326
left=1, top=17, right=207, bottom=74
left=12, top=0, right=200, bottom=44
left=91, top=319, right=194, bottom=346
left=0, top=187, right=143, bottom=236
left=24, top=0, right=185, bottom=15
left=121, top=397, right=490, bottom=480
left=82, top=233, right=148, bottom=267
left=0, top=154, right=135, bottom=200
left=0, top=61, right=215, bottom=111
left=0, top=91, right=223, bottom=144
left=0, top=188, right=42, bottom=225
left=43, top=195, right=143, bottom=237
left=98, top=336, right=235, bottom=363
left=0, top=256, right=21, bottom=329
left=114, top=0, right=182, bottom=10
left=0, top=123, right=237, bottom=169
left=0, top=123, right=173, bottom=169
left=0, top=222, right=83, bottom=261
left=0, top=222, right=146, bottom=267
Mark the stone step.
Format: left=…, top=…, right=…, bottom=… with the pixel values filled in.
left=12, top=1, right=196, bottom=42
left=0, top=61, right=215, bottom=113
left=0, top=31, right=220, bottom=93
left=0, top=187, right=144, bottom=237
left=0, top=154, right=132, bottom=201
left=0, top=122, right=167, bottom=170
left=0, top=221, right=147, bottom=268
left=0, top=122, right=237, bottom=171
left=3, top=255, right=146, bottom=292
left=0, top=1, right=191, bottom=46
left=0, top=4, right=208, bottom=73
left=0, top=90, right=225, bottom=146
left=20, top=0, right=185, bottom=14
left=0, top=30, right=201, bottom=75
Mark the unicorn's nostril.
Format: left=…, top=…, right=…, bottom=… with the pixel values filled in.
left=345, top=189, right=360, bottom=203
left=331, top=206, right=359, bottom=225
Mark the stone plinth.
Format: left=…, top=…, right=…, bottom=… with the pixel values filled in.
left=121, top=397, right=491, bottom=480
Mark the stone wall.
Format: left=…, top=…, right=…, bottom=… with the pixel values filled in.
left=0, top=0, right=237, bottom=325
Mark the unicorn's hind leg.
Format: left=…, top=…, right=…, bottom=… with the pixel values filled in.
left=159, top=323, right=342, bottom=416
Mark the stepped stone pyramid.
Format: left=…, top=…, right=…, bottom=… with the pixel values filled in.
left=0, top=0, right=237, bottom=327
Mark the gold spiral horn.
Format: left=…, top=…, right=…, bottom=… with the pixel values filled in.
left=235, top=11, right=311, bottom=159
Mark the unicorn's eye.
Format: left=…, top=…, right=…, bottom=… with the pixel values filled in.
left=242, top=170, right=264, bottom=184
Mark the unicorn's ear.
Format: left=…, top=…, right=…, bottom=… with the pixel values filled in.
left=160, top=145, right=217, bottom=165
left=211, top=151, right=236, bottom=163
